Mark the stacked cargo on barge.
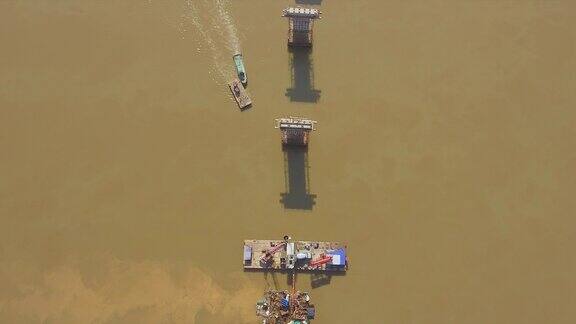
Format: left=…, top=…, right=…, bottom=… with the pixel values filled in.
left=256, top=290, right=315, bottom=324
left=228, top=79, right=252, bottom=110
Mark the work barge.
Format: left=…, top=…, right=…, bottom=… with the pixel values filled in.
left=248, top=236, right=346, bottom=323
left=243, top=238, right=348, bottom=272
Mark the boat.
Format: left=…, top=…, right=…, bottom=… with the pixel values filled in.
left=233, top=53, right=247, bottom=85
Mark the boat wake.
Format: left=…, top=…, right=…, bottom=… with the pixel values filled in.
left=213, top=0, right=241, bottom=54
left=150, top=0, right=243, bottom=85
left=182, top=0, right=227, bottom=83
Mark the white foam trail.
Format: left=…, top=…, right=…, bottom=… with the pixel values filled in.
left=213, top=0, right=241, bottom=54
left=147, top=0, right=241, bottom=87
left=182, top=0, right=227, bottom=83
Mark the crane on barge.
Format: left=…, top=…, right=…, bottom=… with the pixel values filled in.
left=260, top=242, right=287, bottom=267
left=309, top=254, right=332, bottom=268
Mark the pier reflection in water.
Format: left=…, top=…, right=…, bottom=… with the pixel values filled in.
left=286, top=47, right=321, bottom=103
left=280, top=146, right=316, bottom=210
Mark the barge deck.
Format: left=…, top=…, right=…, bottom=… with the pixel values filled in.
left=243, top=238, right=348, bottom=272
left=228, top=78, right=252, bottom=110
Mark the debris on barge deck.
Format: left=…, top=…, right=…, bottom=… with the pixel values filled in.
left=275, top=117, right=317, bottom=146
left=228, top=78, right=252, bottom=110
left=256, top=290, right=315, bottom=324
left=243, top=237, right=348, bottom=272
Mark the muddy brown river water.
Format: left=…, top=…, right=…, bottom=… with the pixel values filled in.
left=1, top=1, right=576, bottom=323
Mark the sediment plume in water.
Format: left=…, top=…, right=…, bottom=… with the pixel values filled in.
left=0, top=258, right=260, bottom=323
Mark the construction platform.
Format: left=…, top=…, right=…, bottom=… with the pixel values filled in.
left=228, top=78, right=252, bottom=110
left=282, top=7, right=322, bottom=47
left=275, top=117, right=317, bottom=146
left=256, top=290, right=315, bottom=324
left=243, top=238, right=348, bottom=272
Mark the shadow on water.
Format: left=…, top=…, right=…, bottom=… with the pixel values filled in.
left=247, top=269, right=346, bottom=290
left=279, top=271, right=348, bottom=290
left=287, top=271, right=294, bottom=287
left=303, top=267, right=346, bottom=289
left=280, top=146, right=316, bottom=210
left=310, top=273, right=331, bottom=289
left=264, top=271, right=280, bottom=290
left=310, top=270, right=347, bottom=289
left=286, top=47, right=321, bottom=103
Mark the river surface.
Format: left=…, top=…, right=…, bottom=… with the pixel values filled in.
left=1, top=1, right=576, bottom=323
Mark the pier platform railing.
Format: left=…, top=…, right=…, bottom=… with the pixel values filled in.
left=275, top=117, right=317, bottom=131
